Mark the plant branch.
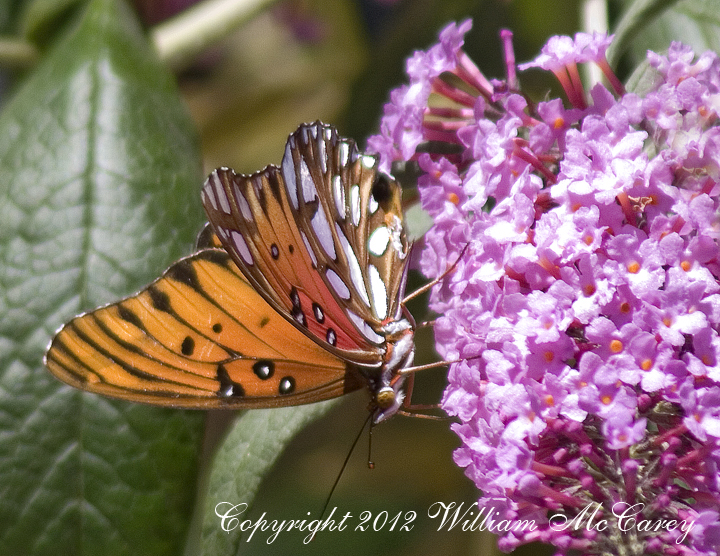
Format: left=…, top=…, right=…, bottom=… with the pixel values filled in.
left=0, top=37, right=39, bottom=68
left=151, top=0, right=277, bottom=69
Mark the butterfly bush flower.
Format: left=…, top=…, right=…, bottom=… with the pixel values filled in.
left=370, top=20, right=720, bottom=556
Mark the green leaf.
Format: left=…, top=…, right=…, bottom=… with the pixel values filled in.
left=0, top=0, right=24, bottom=33
left=613, top=0, right=720, bottom=67
left=20, top=0, right=85, bottom=44
left=198, top=401, right=341, bottom=555
left=608, top=0, right=681, bottom=65
left=0, top=0, right=206, bottom=554
left=624, top=58, right=662, bottom=98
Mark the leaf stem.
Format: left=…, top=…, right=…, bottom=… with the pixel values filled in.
left=151, top=0, right=277, bottom=69
left=580, top=0, right=608, bottom=87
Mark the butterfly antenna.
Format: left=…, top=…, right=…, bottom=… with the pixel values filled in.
left=318, top=411, right=374, bottom=522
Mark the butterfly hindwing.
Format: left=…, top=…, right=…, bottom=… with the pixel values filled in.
left=45, top=249, right=364, bottom=408
left=202, top=122, right=411, bottom=368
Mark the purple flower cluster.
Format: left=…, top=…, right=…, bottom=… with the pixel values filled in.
left=370, top=21, right=720, bottom=555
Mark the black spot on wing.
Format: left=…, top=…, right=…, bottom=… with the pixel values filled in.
left=252, top=360, right=274, bottom=380
left=292, top=309, right=307, bottom=327
left=181, top=336, right=195, bottom=356
left=290, top=287, right=301, bottom=309
left=326, top=328, right=337, bottom=346
left=312, top=303, right=325, bottom=323
left=217, top=364, right=245, bottom=398
left=279, top=376, right=296, bottom=395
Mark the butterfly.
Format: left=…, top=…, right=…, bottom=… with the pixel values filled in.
left=45, top=122, right=418, bottom=423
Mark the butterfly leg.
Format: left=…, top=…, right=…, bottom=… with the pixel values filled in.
left=394, top=369, right=454, bottom=421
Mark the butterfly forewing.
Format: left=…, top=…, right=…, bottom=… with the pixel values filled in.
left=202, top=122, right=410, bottom=369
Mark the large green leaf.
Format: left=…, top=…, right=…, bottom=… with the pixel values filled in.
left=196, top=401, right=341, bottom=555
left=613, top=0, right=720, bottom=67
left=0, top=0, right=206, bottom=554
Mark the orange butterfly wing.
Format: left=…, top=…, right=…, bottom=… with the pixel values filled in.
left=45, top=249, right=364, bottom=408
left=45, top=122, right=413, bottom=417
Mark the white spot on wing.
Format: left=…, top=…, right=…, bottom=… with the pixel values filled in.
left=232, top=182, right=252, bottom=220
left=336, top=223, right=369, bottom=307
left=368, top=265, right=387, bottom=319
left=231, top=231, right=253, bottom=265
left=346, top=309, right=384, bottom=344
left=369, top=194, right=379, bottom=214
left=368, top=226, right=391, bottom=257
left=387, top=214, right=407, bottom=258
left=300, top=159, right=317, bottom=204
left=350, top=185, right=360, bottom=226
left=300, top=231, right=317, bottom=267
left=338, top=142, right=349, bottom=166
left=282, top=142, right=299, bottom=210
left=318, top=135, right=327, bottom=174
left=311, top=208, right=336, bottom=259
left=362, top=155, right=376, bottom=169
left=214, top=176, right=231, bottom=214
left=333, top=175, right=345, bottom=219
left=202, top=188, right=216, bottom=211
left=327, top=268, right=350, bottom=299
